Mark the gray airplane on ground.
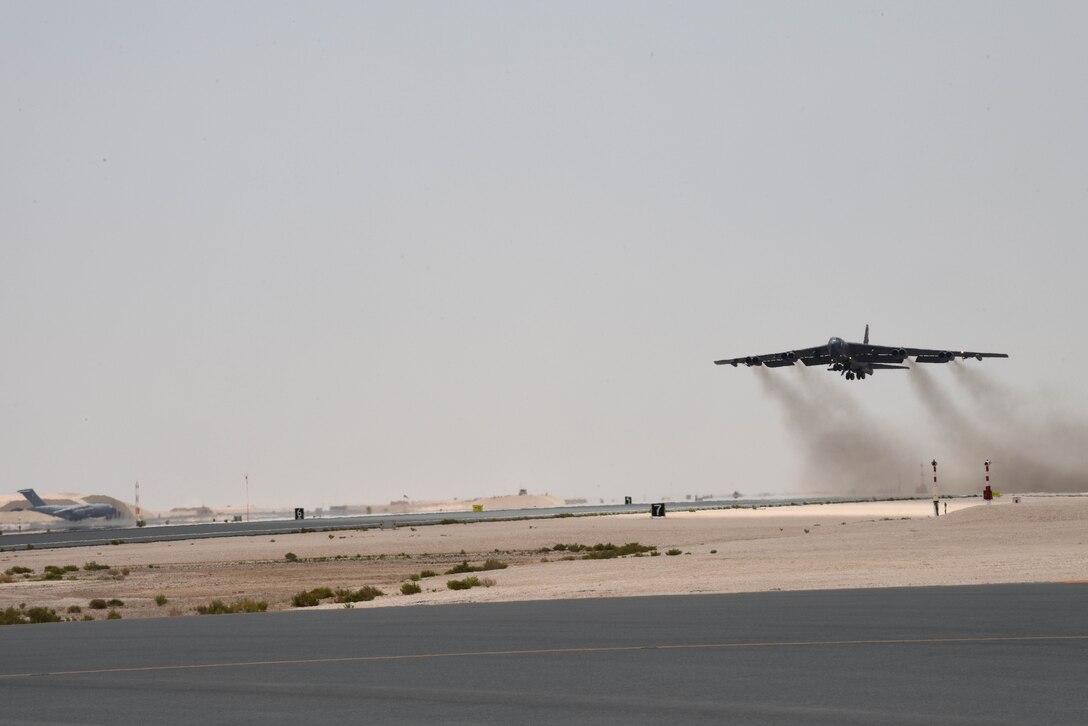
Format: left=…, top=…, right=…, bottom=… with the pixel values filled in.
left=15, top=488, right=119, bottom=520
left=715, top=324, right=1008, bottom=380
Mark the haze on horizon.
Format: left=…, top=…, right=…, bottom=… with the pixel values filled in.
left=3, top=2, right=1087, bottom=512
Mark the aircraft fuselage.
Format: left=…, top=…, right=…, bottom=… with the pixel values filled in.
left=828, top=336, right=870, bottom=379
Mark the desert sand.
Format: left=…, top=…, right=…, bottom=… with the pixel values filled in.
left=1, top=496, right=1085, bottom=620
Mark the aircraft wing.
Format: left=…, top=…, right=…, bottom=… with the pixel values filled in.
left=714, top=344, right=830, bottom=368
left=856, top=344, right=1009, bottom=364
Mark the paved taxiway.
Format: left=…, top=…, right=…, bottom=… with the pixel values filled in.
left=2, top=583, right=1085, bottom=725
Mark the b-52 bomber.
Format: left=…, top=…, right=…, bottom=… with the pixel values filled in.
left=714, top=325, right=1008, bottom=380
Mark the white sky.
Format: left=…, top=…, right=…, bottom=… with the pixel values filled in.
left=3, top=1, right=1086, bottom=510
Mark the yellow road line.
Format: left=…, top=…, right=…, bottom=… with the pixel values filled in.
left=3, top=634, right=1087, bottom=680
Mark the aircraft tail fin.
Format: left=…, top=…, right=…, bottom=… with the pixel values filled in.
left=863, top=324, right=869, bottom=345
left=18, top=489, right=47, bottom=507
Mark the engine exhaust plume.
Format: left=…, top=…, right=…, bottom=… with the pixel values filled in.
left=912, top=364, right=1087, bottom=492
left=757, top=366, right=911, bottom=495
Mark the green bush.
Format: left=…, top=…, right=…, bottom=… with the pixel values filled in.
left=88, top=598, right=108, bottom=610
left=1, top=606, right=25, bottom=625
left=196, top=600, right=229, bottom=614
left=106, top=610, right=122, bottom=620
left=665, top=548, right=682, bottom=556
left=106, top=598, right=124, bottom=607
left=444, top=560, right=481, bottom=575
left=6, top=566, right=32, bottom=575
left=334, top=585, right=384, bottom=603
left=408, top=573, right=421, bottom=581
left=481, top=559, right=508, bottom=571
left=154, top=594, right=168, bottom=606
left=83, top=562, right=109, bottom=571
left=447, top=576, right=481, bottom=591
left=195, top=598, right=268, bottom=615
left=1, top=606, right=63, bottom=625
left=284, top=552, right=298, bottom=562
left=292, top=590, right=320, bottom=607
left=62, top=565, right=79, bottom=572
left=25, top=607, right=62, bottom=624
left=400, top=581, right=422, bottom=595
left=582, top=543, right=657, bottom=560
left=67, top=605, right=82, bottom=613
left=419, top=569, right=437, bottom=578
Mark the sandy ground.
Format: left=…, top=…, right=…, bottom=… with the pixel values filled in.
left=1, top=497, right=1085, bottom=621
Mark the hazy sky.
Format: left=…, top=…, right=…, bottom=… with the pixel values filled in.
left=3, top=2, right=1087, bottom=511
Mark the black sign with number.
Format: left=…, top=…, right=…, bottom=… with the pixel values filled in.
left=624, top=496, right=633, bottom=505
left=651, top=503, right=666, bottom=517
left=294, top=508, right=304, bottom=520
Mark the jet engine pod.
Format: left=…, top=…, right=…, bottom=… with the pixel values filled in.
left=783, top=351, right=797, bottom=362
left=744, top=356, right=763, bottom=367
left=891, top=348, right=906, bottom=357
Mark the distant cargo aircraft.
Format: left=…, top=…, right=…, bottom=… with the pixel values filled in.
left=16, top=489, right=119, bottom=520
left=715, top=325, right=1008, bottom=381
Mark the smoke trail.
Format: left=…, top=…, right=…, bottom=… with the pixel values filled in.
left=757, top=366, right=913, bottom=495
left=949, top=363, right=1023, bottom=422
left=912, top=364, right=1088, bottom=492
left=910, top=364, right=990, bottom=450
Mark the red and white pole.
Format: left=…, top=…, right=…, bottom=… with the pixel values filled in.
left=984, top=459, right=993, bottom=502
left=931, top=459, right=939, bottom=516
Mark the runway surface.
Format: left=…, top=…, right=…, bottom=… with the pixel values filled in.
left=2, top=583, right=1085, bottom=725
left=0, top=496, right=863, bottom=551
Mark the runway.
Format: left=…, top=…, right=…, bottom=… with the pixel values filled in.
left=0, top=496, right=862, bottom=551
left=3, top=583, right=1085, bottom=725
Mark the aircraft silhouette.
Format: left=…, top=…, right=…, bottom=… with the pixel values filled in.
left=715, top=324, right=1008, bottom=381
left=16, top=489, right=119, bottom=520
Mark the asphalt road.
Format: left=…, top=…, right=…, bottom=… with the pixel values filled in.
left=0, top=496, right=869, bottom=551
left=2, top=583, right=1085, bottom=725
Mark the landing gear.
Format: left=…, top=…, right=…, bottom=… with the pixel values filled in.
left=830, top=362, right=866, bottom=380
